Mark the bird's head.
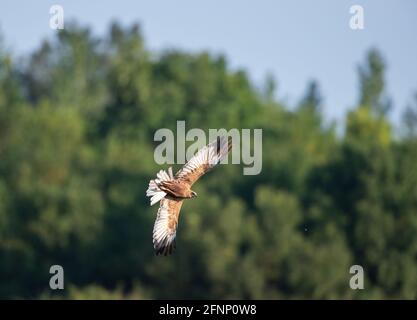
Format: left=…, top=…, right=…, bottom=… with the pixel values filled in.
left=191, top=191, right=198, bottom=198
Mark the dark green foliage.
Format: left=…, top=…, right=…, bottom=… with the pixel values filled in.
left=0, top=23, right=416, bottom=299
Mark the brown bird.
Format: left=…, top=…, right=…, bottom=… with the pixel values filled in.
left=146, top=136, right=232, bottom=255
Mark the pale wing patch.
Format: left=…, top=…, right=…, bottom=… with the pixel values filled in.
left=146, top=167, right=175, bottom=206
left=152, top=198, right=183, bottom=255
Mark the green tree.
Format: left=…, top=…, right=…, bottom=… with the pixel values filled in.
left=358, top=49, right=391, bottom=115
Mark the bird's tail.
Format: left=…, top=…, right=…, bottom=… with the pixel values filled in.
left=146, top=167, right=174, bottom=206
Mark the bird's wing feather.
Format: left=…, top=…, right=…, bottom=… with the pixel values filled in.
left=175, top=136, right=232, bottom=186
left=152, top=198, right=183, bottom=255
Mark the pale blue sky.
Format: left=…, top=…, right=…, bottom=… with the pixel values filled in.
left=1, top=0, right=416, bottom=127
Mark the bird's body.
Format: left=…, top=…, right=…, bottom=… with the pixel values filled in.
left=146, top=136, right=232, bottom=255
left=158, top=179, right=196, bottom=199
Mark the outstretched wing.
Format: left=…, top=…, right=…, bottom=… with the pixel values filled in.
left=152, top=198, right=183, bottom=255
left=175, top=136, right=232, bottom=186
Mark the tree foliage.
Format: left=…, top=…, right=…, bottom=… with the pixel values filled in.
left=0, top=23, right=416, bottom=299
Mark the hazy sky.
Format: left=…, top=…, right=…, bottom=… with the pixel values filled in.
left=1, top=1, right=416, bottom=126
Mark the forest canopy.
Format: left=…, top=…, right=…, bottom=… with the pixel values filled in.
left=1, top=22, right=417, bottom=299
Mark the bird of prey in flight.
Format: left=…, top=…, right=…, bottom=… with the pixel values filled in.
left=146, top=136, right=232, bottom=255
